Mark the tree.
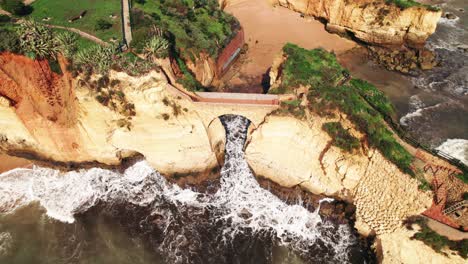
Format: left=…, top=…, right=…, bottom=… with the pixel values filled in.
left=94, top=19, right=112, bottom=31
left=16, top=20, right=59, bottom=59
left=0, top=0, right=31, bottom=16
left=143, top=36, right=169, bottom=61
left=55, top=31, right=78, bottom=58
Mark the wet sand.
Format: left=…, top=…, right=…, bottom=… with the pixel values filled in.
left=0, top=153, right=31, bottom=173
left=222, top=0, right=356, bottom=92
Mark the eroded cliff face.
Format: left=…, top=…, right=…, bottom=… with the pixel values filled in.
left=245, top=114, right=465, bottom=264
left=273, top=0, right=441, bottom=48
left=0, top=53, right=222, bottom=183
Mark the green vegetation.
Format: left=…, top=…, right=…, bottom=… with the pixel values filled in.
left=275, top=43, right=415, bottom=176
left=16, top=20, right=60, bottom=59
left=272, top=44, right=343, bottom=94
left=143, top=36, right=170, bottom=60
left=404, top=216, right=467, bottom=258
left=131, top=0, right=238, bottom=59
left=322, top=122, right=360, bottom=153
left=349, top=78, right=396, bottom=119
left=456, top=171, right=468, bottom=184
left=74, top=44, right=116, bottom=74
left=0, top=27, right=19, bottom=52
left=29, top=0, right=122, bottom=41
left=0, top=0, right=31, bottom=16
left=385, top=0, right=440, bottom=12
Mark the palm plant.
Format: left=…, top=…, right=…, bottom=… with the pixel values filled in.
left=16, top=20, right=59, bottom=59
left=143, top=36, right=170, bottom=61
left=55, top=32, right=78, bottom=58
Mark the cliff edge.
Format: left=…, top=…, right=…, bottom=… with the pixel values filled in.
left=273, top=0, right=441, bottom=48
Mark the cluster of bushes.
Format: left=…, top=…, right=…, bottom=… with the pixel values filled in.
left=0, top=0, right=32, bottom=16
left=161, top=96, right=188, bottom=120
left=131, top=0, right=238, bottom=59
left=385, top=0, right=440, bottom=12
left=275, top=43, right=415, bottom=176
left=403, top=216, right=467, bottom=258
left=322, top=122, right=360, bottom=153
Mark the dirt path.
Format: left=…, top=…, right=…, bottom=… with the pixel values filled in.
left=45, top=24, right=108, bottom=46
left=426, top=217, right=468, bottom=240
left=221, top=0, right=356, bottom=92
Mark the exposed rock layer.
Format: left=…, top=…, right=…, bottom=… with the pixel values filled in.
left=273, top=0, right=441, bottom=48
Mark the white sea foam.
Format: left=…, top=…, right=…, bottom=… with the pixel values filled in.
left=0, top=115, right=356, bottom=262
left=439, top=16, right=460, bottom=27
left=436, top=139, right=468, bottom=166
left=400, top=103, right=442, bottom=126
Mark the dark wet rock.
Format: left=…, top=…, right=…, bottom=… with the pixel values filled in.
left=444, top=12, right=457, bottom=20
left=238, top=208, right=252, bottom=219
left=367, top=46, right=436, bottom=74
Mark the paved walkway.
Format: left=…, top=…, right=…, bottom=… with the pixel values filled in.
left=121, top=0, right=132, bottom=45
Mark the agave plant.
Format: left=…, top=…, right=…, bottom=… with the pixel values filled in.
left=16, top=20, right=59, bottom=60
left=74, top=44, right=117, bottom=74
left=55, top=32, right=78, bottom=58
left=143, top=36, right=170, bottom=61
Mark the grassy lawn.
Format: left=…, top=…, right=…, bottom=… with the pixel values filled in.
left=29, top=0, right=122, bottom=41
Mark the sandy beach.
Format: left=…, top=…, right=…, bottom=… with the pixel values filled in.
left=0, top=153, right=31, bottom=173
left=222, top=0, right=356, bottom=92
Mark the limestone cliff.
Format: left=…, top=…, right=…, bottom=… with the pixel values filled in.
left=273, top=0, right=441, bottom=48
left=0, top=53, right=222, bottom=183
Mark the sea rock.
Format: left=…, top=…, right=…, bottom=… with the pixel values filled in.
left=444, top=12, right=457, bottom=20
left=273, top=0, right=441, bottom=48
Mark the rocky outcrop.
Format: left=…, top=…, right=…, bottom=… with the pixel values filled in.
left=245, top=115, right=432, bottom=234
left=0, top=53, right=221, bottom=183
left=378, top=228, right=466, bottom=264
left=273, top=0, right=441, bottom=48
left=186, top=54, right=217, bottom=87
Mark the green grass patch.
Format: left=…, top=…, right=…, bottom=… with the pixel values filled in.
left=404, top=216, right=467, bottom=258
left=385, top=0, right=440, bottom=11
left=349, top=78, right=396, bottom=118
left=276, top=43, right=344, bottom=93
left=273, top=43, right=415, bottom=176
left=29, top=0, right=122, bottom=41
left=322, top=122, right=360, bottom=153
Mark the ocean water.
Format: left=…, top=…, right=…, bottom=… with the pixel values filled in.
left=0, top=116, right=373, bottom=264
left=403, top=0, right=468, bottom=155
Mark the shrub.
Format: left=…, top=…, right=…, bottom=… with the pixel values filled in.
left=322, top=122, right=360, bottom=152
left=0, top=28, right=19, bottom=52
left=0, top=0, right=31, bottom=16
left=385, top=0, right=440, bottom=11
left=55, top=31, right=78, bottom=58
left=94, top=19, right=113, bottom=31
left=16, top=20, right=60, bottom=59
left=143, top=36, right=170, bottom=59
left=404, top=216, right=467, bottom=258
left=0, top=14, right=11, bottom=22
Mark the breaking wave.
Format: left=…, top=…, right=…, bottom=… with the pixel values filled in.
left=436, top=139, right=468, bottom=166
left=0, top=115, right=371, bottom=263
